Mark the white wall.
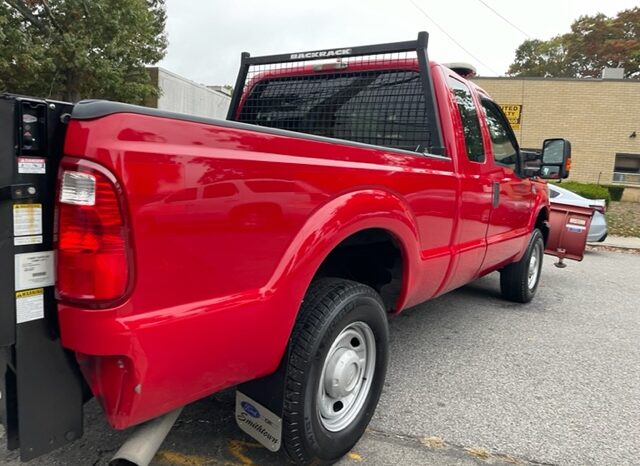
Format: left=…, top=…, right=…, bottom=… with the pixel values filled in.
left=153, top=67, right=230, bottom=119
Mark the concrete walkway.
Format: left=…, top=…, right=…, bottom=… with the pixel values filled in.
left=591, top=235, right=640, bottom=250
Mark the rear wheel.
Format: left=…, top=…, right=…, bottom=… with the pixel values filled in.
left=282, top=279, right=389, bottom=465
left=500, top=228, right=544, bottom=303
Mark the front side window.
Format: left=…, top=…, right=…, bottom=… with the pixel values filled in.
left=238, top=70, right=431, bottom=152
left=448, top=77, right=484, bottom=163
left=482, top=100, right=518, bottom=170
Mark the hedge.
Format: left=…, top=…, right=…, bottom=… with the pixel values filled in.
left=602, top=185, right=625, bottom=202
left=552, top=181, right=611, bottom=206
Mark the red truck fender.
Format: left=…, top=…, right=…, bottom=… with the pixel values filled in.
left=266, top=187, right=421, bottom=335
left=522, top=182, right=551, bottom=259
left=531, top=204, right=551, bottom=242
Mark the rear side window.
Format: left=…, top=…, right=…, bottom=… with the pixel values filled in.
left=238, top=70, right=431, bottom=152
left=448, top=77, right=484, bottom=163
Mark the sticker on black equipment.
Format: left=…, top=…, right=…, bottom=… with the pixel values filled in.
left=13, top=204, right=42, bottom=237
left=16, top=288, right=44, bottom=324
left=17, top=157, right=46, bottom=174
left=14, top=235, right=43, bottom=246
left=14, top=251, right=54, bottom=291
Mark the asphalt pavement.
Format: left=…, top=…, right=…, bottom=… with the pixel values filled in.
left=1, top=249, right=639, bottom=466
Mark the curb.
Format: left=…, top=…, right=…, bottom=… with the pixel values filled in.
left=586, top=244, right=640, bottom=253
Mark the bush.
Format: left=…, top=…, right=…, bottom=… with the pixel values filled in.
left=552, top=181, right=611, bottom=206
left=603, top=185, right=625, bottom=201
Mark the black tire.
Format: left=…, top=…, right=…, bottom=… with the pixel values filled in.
left=282, top=278, right=389, bottom=465
left=500, top=228, right=544, bottom=303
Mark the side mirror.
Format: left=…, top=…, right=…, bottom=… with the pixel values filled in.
left=539, top=138, right=571, bottom=179
left=519, top=150, right=542, bottom=178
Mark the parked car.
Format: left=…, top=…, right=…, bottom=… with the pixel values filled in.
left=548, top=184, right=608, bottom=242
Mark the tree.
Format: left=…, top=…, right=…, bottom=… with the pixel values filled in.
left=0, top=0, right=167, bottom=103
left=508, top=7, right=640, bottom=79
left=508, top=37, right=573, bottom=78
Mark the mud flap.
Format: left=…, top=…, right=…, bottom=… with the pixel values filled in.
left=235, top=355, right=287, bottom=451
left=235, top=390, right=282, bottom=451
left=0, top=95, right=85, bottom=460
left=545, top=201, right=594, bottom=263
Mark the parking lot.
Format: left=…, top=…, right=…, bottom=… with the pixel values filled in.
left=2, top=249, right=639, bottom=466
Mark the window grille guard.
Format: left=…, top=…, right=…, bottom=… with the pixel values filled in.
left=227, top=31, right=445, bottom=156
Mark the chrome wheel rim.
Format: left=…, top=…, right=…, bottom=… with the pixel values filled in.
left=317, top=321, right=376, bottom=432
left=528, top=244, right=540, bottom=290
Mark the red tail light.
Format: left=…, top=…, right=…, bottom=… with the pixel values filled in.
left=56, top=159, right=133, bottom=304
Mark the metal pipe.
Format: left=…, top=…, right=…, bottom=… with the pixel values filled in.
left=109, top=408, right=182, bottom=466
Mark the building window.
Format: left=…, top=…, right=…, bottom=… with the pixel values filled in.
left=613, top=153, right=640, bottom=185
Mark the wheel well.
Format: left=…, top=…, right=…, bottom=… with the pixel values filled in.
left=536, top=209, right=549, bottom=245
left=313, top=229, right=403, bottom=312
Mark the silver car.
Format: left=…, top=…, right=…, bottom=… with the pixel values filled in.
left=548, top=184, right=608, bottom=242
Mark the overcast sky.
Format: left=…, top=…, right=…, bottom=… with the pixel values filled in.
left=159, top=0, right=638, bottom=86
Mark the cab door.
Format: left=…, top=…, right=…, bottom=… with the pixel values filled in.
left=478, top=99, right=534, bottom=271
left=438, top=75, right=493, bottom=293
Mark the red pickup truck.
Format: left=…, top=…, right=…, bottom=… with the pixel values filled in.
left=1, top=33, right=584, bottom=465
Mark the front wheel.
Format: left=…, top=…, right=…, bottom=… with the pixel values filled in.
left=282, top=279, right=389, bottom=465
left=500, top=229, right=544, bottom=303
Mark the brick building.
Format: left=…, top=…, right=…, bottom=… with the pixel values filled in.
left=473, top=77, right=640, bottom=201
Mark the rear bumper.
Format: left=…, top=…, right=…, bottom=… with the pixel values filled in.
left=586, top=211, right=608, bottom=243
left=58, top=289, right=294, bottom=429
left=588, top=231, right=608, bottom=243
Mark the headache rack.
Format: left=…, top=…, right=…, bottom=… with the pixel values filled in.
left=227, top=31, right=445, bottom=156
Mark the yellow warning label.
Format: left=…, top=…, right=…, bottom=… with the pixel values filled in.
left=15, top=288, right=45, bottom=323
left=16, top=288, right=44, bottom=299
left=500, top=104, right=522, bottom=130
left=13, top=203, right=43, bottom=237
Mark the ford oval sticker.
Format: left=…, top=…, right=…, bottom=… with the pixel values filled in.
left=241, top=401, right=260, bottom=418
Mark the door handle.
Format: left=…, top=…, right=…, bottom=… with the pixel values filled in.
left=492, top=182, right=500, bottom=208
